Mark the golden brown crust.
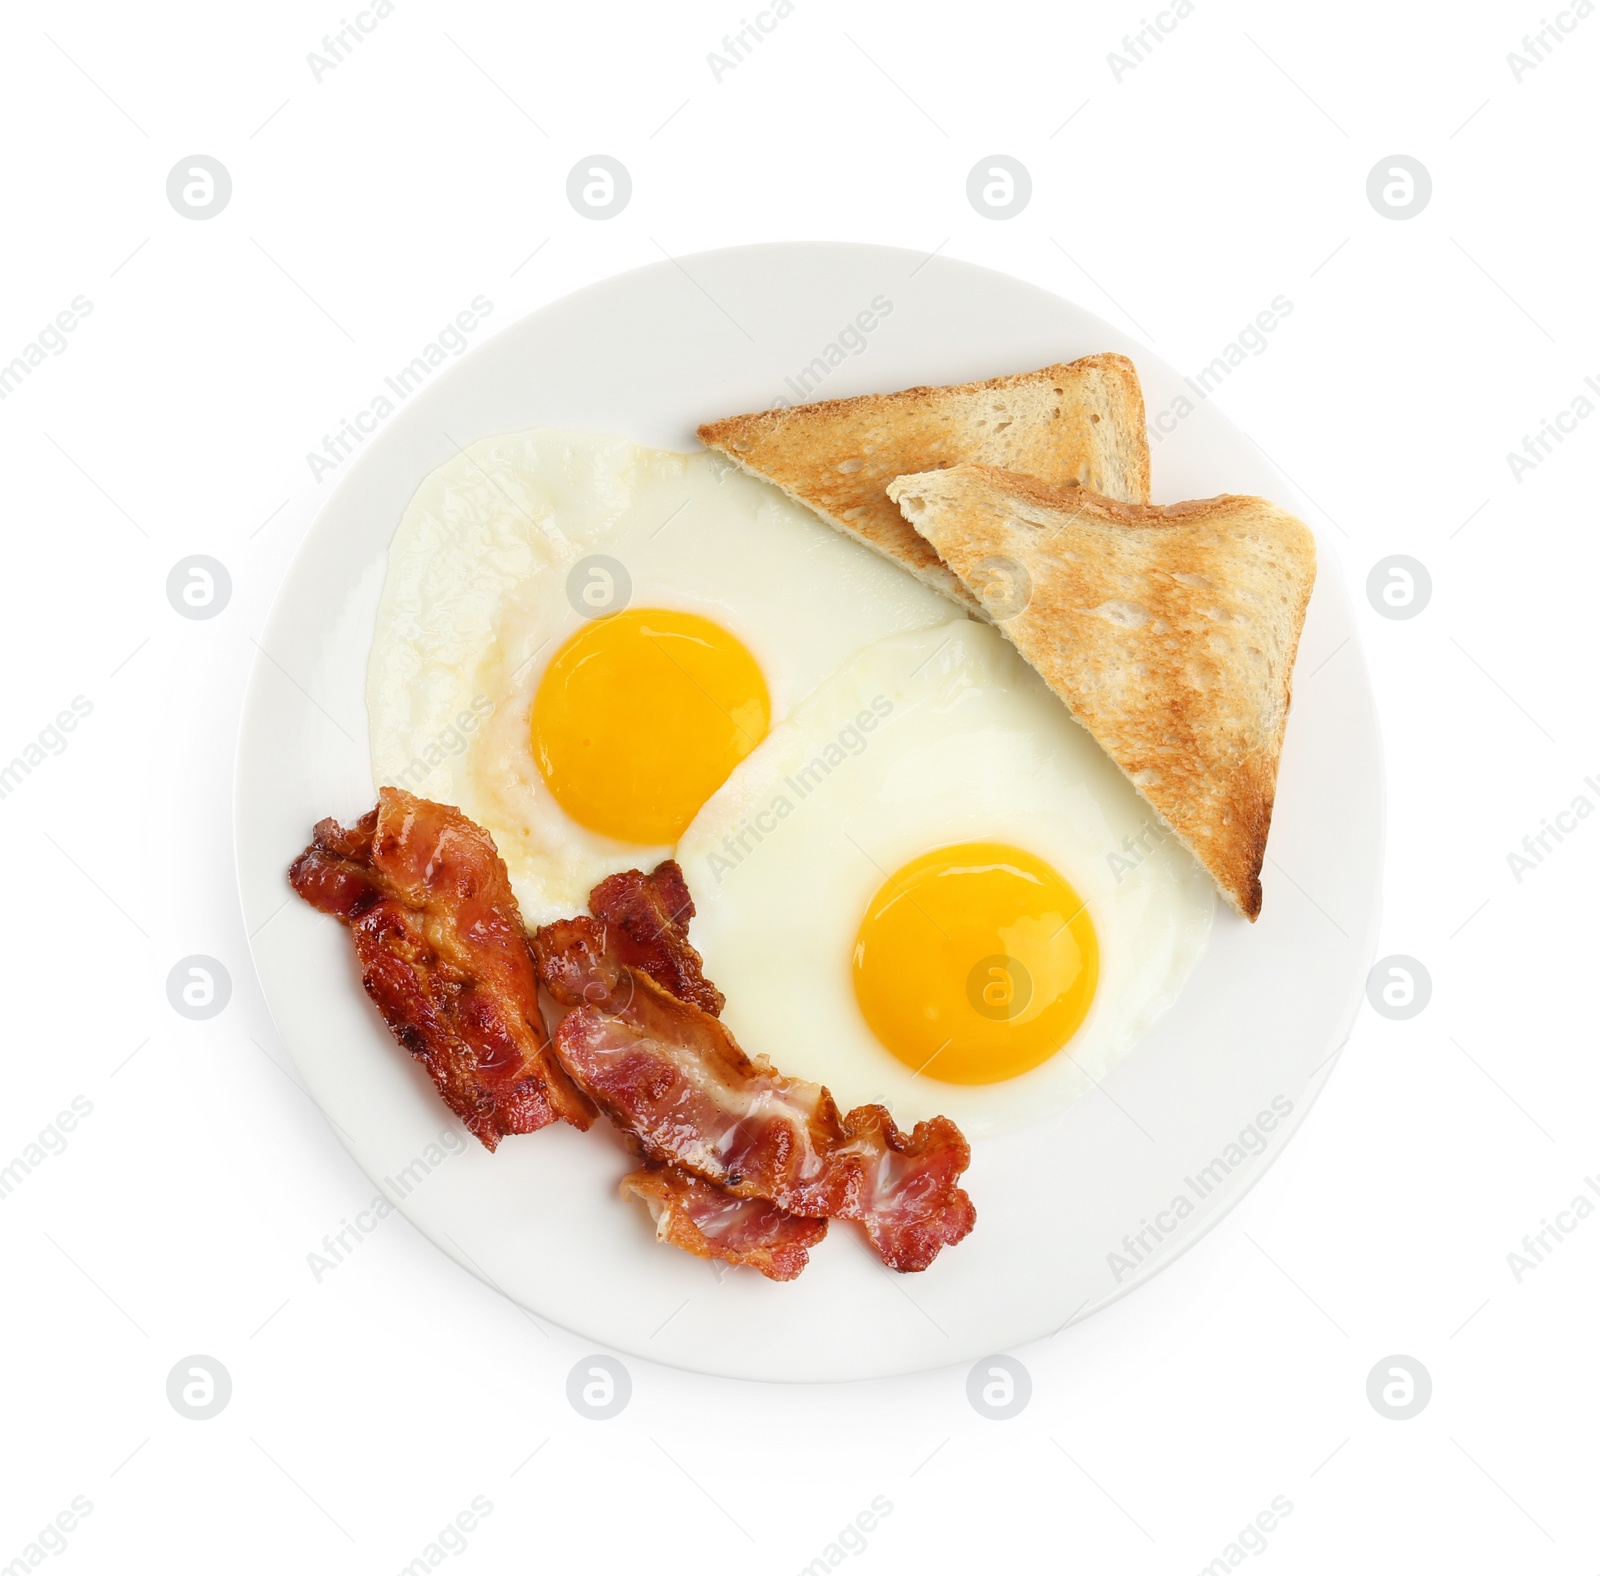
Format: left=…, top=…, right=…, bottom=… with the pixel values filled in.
left=697, top=355, right=1150, bottom=609
left=888, top=466, right=1317, bottom=920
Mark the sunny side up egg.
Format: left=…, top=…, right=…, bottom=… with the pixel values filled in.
left=369, top=428, right=1214, bottom=1140
left=367, top=429, right=954, bottom=924
left=675, top=621, right=1216, bottom=1138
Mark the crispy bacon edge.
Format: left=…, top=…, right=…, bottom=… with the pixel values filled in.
left=575, top=864, right=830, bottom=1282
left=288, top=788, right=594, bottom=1150
left=620, top=1163, right=827, bottom=1282
left=589, top=864, right=725, bottom=1016
left=532, top=900, right=975, bottom=1274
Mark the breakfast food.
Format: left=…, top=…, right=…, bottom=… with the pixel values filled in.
left=675, top=620, right=1213, bottom=1137
left=586, top=861, right=725, bottom=1016
left=287, top=789, right=593, bottom=1146
left=289, top=798, right=971, bottom=1278
left=696, top=355, right=1150, bottom=609
left=543, top=861, right=844, bottom=1281
left=367, top=428, right=952, bottom=924
left=620, top=1164, right=828, bottom=1281
left=290, top=336, right=1322, bottom=1288
left=533, top=901, right=975, bottom=1273
left=887, top=467, right=1316, bottom=919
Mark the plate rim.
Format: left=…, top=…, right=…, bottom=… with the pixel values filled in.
left=233, top=240, right=1386, bottom=1381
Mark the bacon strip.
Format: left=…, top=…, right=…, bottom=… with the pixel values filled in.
left=620, top=1162, right=827, bottom=1282
left=571, top=863, right=829, bottom=1282
left=589, top=864, right=725, bottom=1016
left=290, top=794, right=974, bottom=1278
left=289, top=788, right=594, bottom=1150
left=533, top=909, right=975, bottom=1273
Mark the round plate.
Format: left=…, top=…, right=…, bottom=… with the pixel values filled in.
left=236, top=243, right=1382, bottom=1382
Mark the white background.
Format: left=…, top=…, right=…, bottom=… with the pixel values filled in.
left=2, top=0, right=1596, bottom=1571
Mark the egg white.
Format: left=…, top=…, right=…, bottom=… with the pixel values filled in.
left=367, top=428, right=953, bottom=922
left=676, top=620, right=1216, bottom=1137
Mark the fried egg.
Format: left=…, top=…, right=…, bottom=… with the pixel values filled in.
left=367, top=429, right=953, bottom=922
left=676, top=620, right=1215, bottom=1137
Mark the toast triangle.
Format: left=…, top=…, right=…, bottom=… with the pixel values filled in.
left=888, top=465, right=1316, bottom=919
left=697, top=354, right=1150, bottom=610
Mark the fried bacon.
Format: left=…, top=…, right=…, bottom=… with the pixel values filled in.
left=563, top=863, right=829, bottom=1282
left=589, top=864, right=725, bottom=1016
left=620, top=1162, right=827, bottom=1282
left=291, top=792, right=975, bottom=1279
left=533, top=905, right=976, bottom=1273
left=288, top=788, right=594, bottom=1150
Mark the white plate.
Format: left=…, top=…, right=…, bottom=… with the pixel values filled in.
left=235, top=243, right=1382, bottom=1382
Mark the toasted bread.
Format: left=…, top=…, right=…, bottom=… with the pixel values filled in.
left=697, top=355, right=1150, bottom=609
left=887, top=465, right=1316, bottom=919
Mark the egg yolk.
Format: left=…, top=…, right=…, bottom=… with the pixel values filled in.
left=532, top=608, right=770, bottom=845
left=852, top=842, right=1098, bottom=1084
